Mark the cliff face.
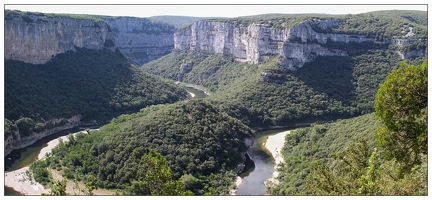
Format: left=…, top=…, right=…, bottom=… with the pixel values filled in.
left=4, top=115, right=82, bottom=156
left=4, top=12, right=116, bottom=64
left=174, top=19, right=425, bottom=70
left=102, top=17, right=176, bottom=65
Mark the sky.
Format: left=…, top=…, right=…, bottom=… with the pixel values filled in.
left=3, top=1, right=428, bottom=18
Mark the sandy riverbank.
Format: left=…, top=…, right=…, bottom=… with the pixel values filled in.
left=229, top=176, right=243, bottom=195
left=263, top=130, right=290, bottom=186
left=4, top=166, right=49, bottom=195
left=5, top=131, right=83, bottom=195
left=5, top=129, right=113, bottom=195
left=188, top=91, right=195, bottom=98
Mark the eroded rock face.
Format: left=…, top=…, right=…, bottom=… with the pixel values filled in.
left=4, top=115, right=82, bottom=156
left=102, top=17, right=176, bottom=66
left=174, top=19, right=425, bottom=70
left=4, top=12, right=116, bottom=64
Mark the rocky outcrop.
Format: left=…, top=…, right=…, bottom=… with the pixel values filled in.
left=174, top=19, right=425, bottom=70
left=178, top=62, right=194, bottom=81
left=4, top=115, right=82, bottom=156
left=102, top=17, right=176, bottom=66
left=236, top=137, right=254, bottom=174
left=4, top=11, right=116, bottom=64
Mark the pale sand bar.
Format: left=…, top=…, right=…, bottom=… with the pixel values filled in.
left=188, top=91, right=195, bottom=98
left=264, top=130, right=290, bottom=186
left=5, top=131, right=86, bottom=195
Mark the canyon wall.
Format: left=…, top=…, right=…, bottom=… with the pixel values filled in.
left=102, top=17, right=176, bottom=65
left=174, top=19, right=426, bottom=70
left=4, top=115, right=83, bottom=156
left=4, top=11, right=116, bottom=64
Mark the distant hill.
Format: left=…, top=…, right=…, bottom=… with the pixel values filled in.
left=148, top=15, right=210, bottom=28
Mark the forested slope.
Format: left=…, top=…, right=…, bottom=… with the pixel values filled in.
left=268, top=113, right=381, bottom=195
left=142, top=49, right=423, bottom=128
left=142, top=10, right=427, bottom=128
left=30, top=100, right=254, bottom=195
left=270, top=60, right=427, bottom=195
left=4, top=48, right=188, bottom=140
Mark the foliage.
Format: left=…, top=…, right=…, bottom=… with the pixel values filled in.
left=28, top=159, right=52, bottom=187
left=47, top=178, right=67, bottom=196
left=374, top=60, right=428, bottom=172
left=306, top=140, right=427, bottom=195
left=42, top=100, right=253, bottom=195
left=5, top=9, right=106, bottom=23
left=5, top=48, right=188, bottom=138
left=143, top=49, right=407, bottom=128
left=332, top=11, right=427, bottom=40
left=4, top=118, right=18, bottom=139
left=81, top=175, right=98, bottom=195
left=206, top=10, right=427, bottom=42
left=268, top=114, right=381, bottom=195
left=303, top=59, right=428, bottom=196
left=125, top=148, right=192, bottom=195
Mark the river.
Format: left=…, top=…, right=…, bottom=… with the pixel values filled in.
left=4, top=126, right=99, bottom=195
left=183, top=85, right=289, bottom=195
left=4, top=85, right=287, bottom=196
left=236, top=129, right=290, bottom=195
left=183, top=86, right=207, bottom=98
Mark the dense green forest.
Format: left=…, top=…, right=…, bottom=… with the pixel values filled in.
left=30, top=100, right=254, bottom=195
left=4, top=48, right=188, bottom=139
left=268, top=113, right=381, bottom=194
left=142, top=49, right=423, bottom=128
left=270, top=60, right=427, bottom=195
left=8, top=9, right=427, bottom=196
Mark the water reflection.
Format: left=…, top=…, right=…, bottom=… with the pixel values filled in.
left=236, top=129, right=290, bottom=195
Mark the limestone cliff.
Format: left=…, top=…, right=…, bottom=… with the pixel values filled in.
left=4, top=10, right=116, bottom=64
left=4, top=115, right=82, bottom=156
left=174, top=19, right=425, bottom=70
left=102, top=16, right=176, bottom=66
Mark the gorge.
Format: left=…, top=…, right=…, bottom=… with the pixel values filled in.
left=4, top=8, right=427, bottom=196
left=174, top=18, right=426, bottom=70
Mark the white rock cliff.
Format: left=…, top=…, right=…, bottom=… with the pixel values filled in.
left=4, top=13, right=116, bottom=64
left=174, top=19, right=425, bottom=70
left=102, top=17, right=176, bottom=65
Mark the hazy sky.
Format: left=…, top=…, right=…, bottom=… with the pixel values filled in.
left=4, top=1, right=428, bottom=18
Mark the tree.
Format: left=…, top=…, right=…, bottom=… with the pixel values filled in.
left=374, top=59, right=427, bottom=172
left=306, top=59, right=428, bottom=195
left=306, top=138, right=372, bottom=195
left=49, top=178, right=67, bottom=195
left=127, top=148, right=192, bottom=195
left=82, top=175, right=98, bottom=195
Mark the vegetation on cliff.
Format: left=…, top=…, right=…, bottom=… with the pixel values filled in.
left=4, top=48, right=188, bottom=139
left=30, top=100, right=254, bottom=195
left=208, top=10, right=427, bottom=41
left=5, top=9, right=106, bottom=23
